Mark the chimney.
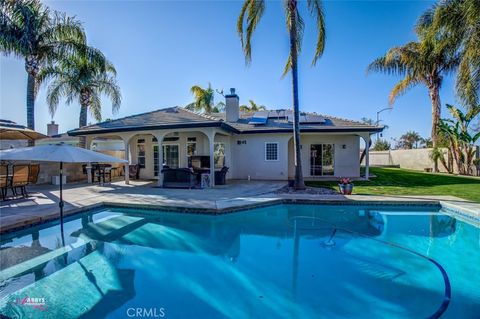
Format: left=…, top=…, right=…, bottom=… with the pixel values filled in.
left=47, top=121, right=59, bottom=136
left=225, top=88, right=239, bottom=122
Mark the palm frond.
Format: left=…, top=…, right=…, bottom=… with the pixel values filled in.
left=89, top=90, right=102, bottom=122
left=389, top=75, right=420, bottom=105
left=93, top=73, right=121, bottom=113
left=307, top=0, right=326, bottom=65
left=237, top=0, right=265, bottom=64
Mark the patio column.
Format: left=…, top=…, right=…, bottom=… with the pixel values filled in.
left=123, top=138, right=130, bottom=185
left=154, top=132, right=167, bottom=187
left=208, top=131, right=216, bottom=187
left=364, top=135, right=370, bottom=180
left=85, top=136, right=93, bottom=183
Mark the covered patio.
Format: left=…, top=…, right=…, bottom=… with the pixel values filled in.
left=83, top=126, right=231, bottom=187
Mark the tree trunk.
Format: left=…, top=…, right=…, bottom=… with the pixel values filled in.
left=429, top=86, right=441, bottom=172
left=25, top=55, right=39, bottom=146
left=288, top=0, right=305, bottom=190
left=78, top=90, right=90, bottom=149
left=26, top=73, right=36, bottom=146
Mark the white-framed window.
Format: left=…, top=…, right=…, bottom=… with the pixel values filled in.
left=265, top=142, right=279, bottom=161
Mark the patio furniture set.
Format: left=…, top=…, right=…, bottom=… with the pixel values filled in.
left=0, top=164, right=40, bottom=200
left=82, top=163, right=119, bottom=184
left=162, top=166, right=229, bottom=189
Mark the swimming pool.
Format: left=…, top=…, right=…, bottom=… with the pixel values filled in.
left=0, top=204, right=478, bottom=318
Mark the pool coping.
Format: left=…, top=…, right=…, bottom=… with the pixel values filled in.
left=1, top=196, right=478, bottom=235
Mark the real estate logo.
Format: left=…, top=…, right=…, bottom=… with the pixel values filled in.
left=10, top=295, right=47, bottom=311
left=126, top=307, right=166, bottom=318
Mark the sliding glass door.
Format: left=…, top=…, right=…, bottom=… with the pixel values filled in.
left=310, top=144, right=334, bottom=176
left=153, top=144, right=179, bottom=176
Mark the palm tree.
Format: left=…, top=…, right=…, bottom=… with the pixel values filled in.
left=237, top=0, right=326, bottom=190
left=418, top=0, right=480, bottom=107
left=0, top=0, right=86, bottom=139
left=38, top=46, right=121, bottom=148
left=240, top=100, right=266, bottom=112
left=186, top=83, right=224, bottom=114
left=367, top=38, right=458, bottom=148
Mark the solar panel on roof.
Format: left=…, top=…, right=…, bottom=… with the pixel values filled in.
left=287, top=112, right=326, bottom=124
left=248, top=111, right=269, bottom=125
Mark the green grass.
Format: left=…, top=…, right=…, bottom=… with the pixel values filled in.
left=306, top=167, right=480, bottom=202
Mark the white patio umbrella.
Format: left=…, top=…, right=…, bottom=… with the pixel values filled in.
left=0, top=143, right=127, bottom=234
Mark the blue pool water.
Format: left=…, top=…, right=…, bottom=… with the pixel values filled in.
left=0, top=204, right=478, bottom=318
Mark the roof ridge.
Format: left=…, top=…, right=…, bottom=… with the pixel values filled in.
left=181, top=107, right=222, bottom=122
left=78, top=106, right=183, bottom=129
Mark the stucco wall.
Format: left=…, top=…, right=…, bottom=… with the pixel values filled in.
left=364, top=148, right=455, bottom=173
left=231, top=133, right=290, bottom=180
left=231, top=133, right=361, bottom=180
left=123, top=131, right=362, bottom=181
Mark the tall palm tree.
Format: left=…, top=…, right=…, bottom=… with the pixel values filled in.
left=0, top=0, right=86, bottom=140
left=367, top=38, right=458, bottom=148
left=240, top=99, right=266, bottom=112
left=186, top=83, right=224, bottom=114
left=237, top=0, right=326, bottom=190
left=38, top=46, right=121, bottom=148
left=418, top=0, right=480, bottom=107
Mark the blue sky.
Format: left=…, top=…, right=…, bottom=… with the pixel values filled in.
left=1, top=0, right=462, bottom=143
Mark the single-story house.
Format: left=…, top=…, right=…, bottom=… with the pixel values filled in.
left=68, top=88, right=383, bottom=186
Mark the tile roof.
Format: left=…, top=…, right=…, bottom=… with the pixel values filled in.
left=68, top=106, right=383, bottom=136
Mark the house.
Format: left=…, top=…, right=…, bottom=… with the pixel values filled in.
left=68, top=89, right=383, bottom=186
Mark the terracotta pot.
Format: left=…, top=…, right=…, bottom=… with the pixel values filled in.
left=338, top=183, right=353, bottom=195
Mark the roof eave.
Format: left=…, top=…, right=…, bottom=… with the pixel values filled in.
left=68, top=121, right=235, bottom=136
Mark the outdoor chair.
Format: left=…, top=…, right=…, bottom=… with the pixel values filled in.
left=11, top=165, right=30, bottom=198
left=94, top=164, right=112, bottom=183
left=215, top=166, right=229, bottom=185
left=29, top=164, right=40, bottom=184
left=0, top=165, right=8, bottom=200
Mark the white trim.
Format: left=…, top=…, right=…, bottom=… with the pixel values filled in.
left=264, top=142, right=279, bottom=161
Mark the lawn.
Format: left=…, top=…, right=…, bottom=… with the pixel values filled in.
left=306, top=167, right=480, bottom=202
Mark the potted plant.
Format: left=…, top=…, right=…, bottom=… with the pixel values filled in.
left=338, top=178, right=353, bottom=195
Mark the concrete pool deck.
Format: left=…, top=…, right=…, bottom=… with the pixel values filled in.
left=1, top=180, right=479, bottom=234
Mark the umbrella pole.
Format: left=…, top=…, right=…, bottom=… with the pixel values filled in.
left=59, top=161, right=65, bottom=245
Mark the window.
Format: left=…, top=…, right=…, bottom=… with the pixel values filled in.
left=186, top=137, right=197, bottom=167
left=137, top=142, right=146, bottom=168
left=265, top=142, right=279, bottom=161
left=214, top=143, right=225, bottom=168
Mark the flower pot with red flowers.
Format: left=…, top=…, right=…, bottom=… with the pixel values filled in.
left=338, top=178, right=353, bottom=195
